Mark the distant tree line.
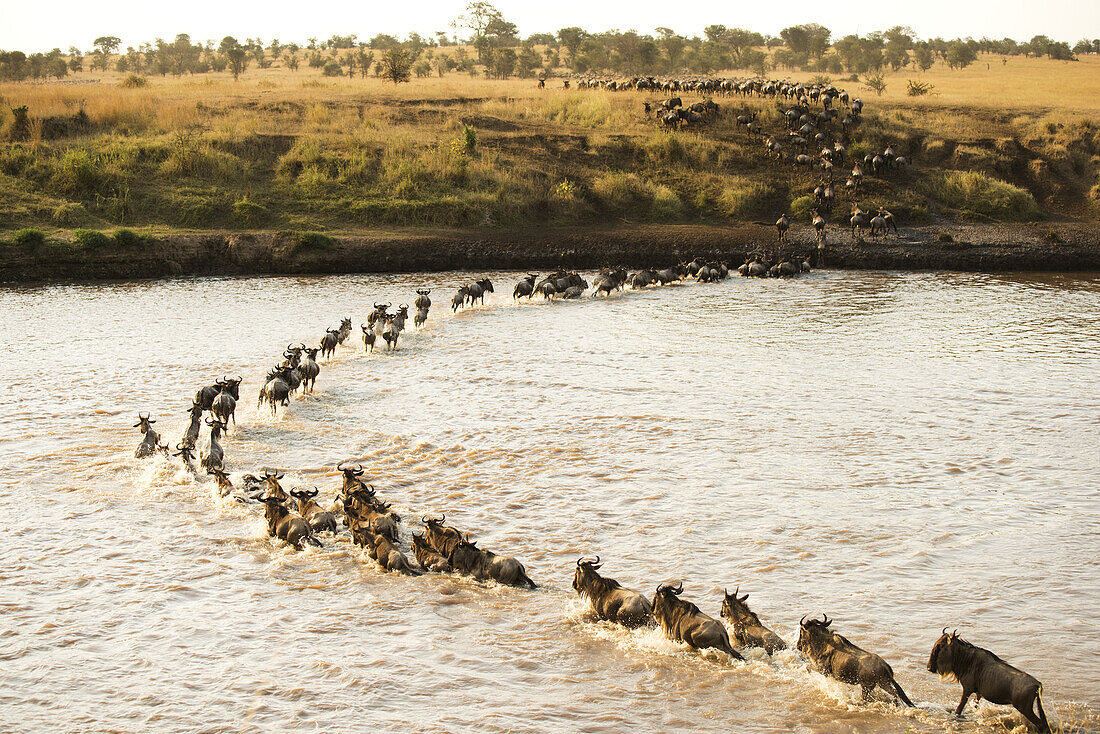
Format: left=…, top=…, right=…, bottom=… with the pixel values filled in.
left=1, top=1, right=1096, bottom=83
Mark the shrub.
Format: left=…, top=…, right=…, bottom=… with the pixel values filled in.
left=113, top=228, right=148, bottom=248
left=789, top=194, right=816, bottom=220
left=650, top=186, right=683, bottom=220
left=51, top=148, right=113, bottom=198
left=906, top=80, right=934, bottom=97
left=73, top=229, right=112, bottom=249
left=590, top=172, right=652, bottom=215
left=918, top=171, right=1041, bottom=221
left=719, top=179, right=778, bottom=219
left=232, top=197, right=269, bottom=226
left=52, top=202, right=89, bottom=226
left=10, top=228, right=46, bottom=249
left=321, top=60, right=343, bottom=77
left=120, top=75, right=147, bottom=88
left=294, top=231, right=336, bottom=252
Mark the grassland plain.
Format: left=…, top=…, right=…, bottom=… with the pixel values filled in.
left=1, top=53, right=1098, bottom=279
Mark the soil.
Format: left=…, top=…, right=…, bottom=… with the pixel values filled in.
left=2, top=222, right=1098, bottom=283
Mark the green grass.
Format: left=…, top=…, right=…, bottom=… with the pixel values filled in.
left=918, top=171, right=1042, bottom=221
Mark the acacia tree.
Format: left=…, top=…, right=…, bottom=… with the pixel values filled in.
left=220, top=37, right=247, bottom=79
left=557, top=27, right=588, bottom=67
left=380, top=47, right=413, bottom=83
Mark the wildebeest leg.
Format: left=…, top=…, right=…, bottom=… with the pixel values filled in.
left=954, top=691, right=972, bottom=717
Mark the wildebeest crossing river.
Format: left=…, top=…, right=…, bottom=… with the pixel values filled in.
left=0, top=270, right=1097, bottom=732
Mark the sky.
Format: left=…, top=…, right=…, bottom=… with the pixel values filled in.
left=2, top=0, right=1097, bottom=51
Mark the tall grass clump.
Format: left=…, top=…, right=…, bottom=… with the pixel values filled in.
left=719, top=179, right=779, bottom=219
left=918, top=171, right=1041, bottom=221
left=10, top=228, right=46, bottom=249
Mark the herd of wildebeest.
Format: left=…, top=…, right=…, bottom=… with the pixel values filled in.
left=570, top=74, right=908, bottom=245
left=130, top=265, right=1053, bottom=732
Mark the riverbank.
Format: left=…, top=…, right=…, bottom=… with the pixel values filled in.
left=2, top=222, right=1099, bottom=282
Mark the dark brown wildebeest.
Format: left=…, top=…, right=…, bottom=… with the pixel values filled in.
left=927, top=629, right=1050, bottom=732
left=572, top=557, right=652, bottom=628
left=291, top=487, right=338, bottom=534
left=411, top=532, right=451, bottom=572
left=344, top=490, right=399, bottom=543
left=362, top=530, right=420, bottom=575
left=133, top=413, right=165, bottom=458
left=260, top=469, right=290, bottom=502
left=447, top=538, right=537, bottom=589
left=652, top=583, right=743, bottom=660
left=258, top=495, right=323, bottom=550
left=720, top=587, right=787, bottom=654
left=797, top=615, right=914, bottom=706
left=422, top=514, right=466, bottom=557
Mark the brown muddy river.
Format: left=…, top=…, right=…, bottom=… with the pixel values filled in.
left=0, top=269, right=1097, bottom=733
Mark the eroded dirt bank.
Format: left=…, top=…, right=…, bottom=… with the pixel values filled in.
left=2, top=222, right=1099, bottom=282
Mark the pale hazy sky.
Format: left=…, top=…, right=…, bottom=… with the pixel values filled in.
left=3, top=0, right=1097, bottom=51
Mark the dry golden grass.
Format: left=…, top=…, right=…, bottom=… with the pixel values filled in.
left=0, top=54, right=1096, bottom=235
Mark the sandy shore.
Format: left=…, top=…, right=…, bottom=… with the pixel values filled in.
left=2, top=222, right=1098, bottom=282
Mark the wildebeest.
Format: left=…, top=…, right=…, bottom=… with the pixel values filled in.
left=319, top=328, right=339, bottom=360
left=258, top=495, right=323, bottom=550
left=654, top=264, right=687, bottom=285
left=260, top=469, right=290, bottom=502
left=776, top=213, right=791, bottom=243
left=133, top=413, right=165, bottom=458
left=927, top=629, right=1050, bottom=732
left=298, top=348, right=320, bottom=392
left=850, top=204, right=870, bottom=241
left=211, top=384, right=237, bottom=430
left=414, top=289, right=432, bottom=327
left=422, top=514, right=466, bottom=557
left=652, top=583, right=742, bottom=659
left=447, top=538, right=537, bottom=589
left=194, top=377, right=236, bottom=412
left=173, top=442, right=198, bottom=474
left=180, top=400, right=204, bottom=449
left=591, top=267, right=627, bottom=297
left=382, top=314, right=400, bottom=351
left=359, top=531, right=420, bottom=575
left=200, top=418, right=227, bottom=472
left=465, top=278, right=494, bottom=306
left=573, top=557, right=652, bottom=628
left=335, top=317, right=353, bottom=345
left=452, top=286, right=469, bottom=312
left=361, top=324, right=376, bottom=353
left=343, top=485, right=400, bottom=543
left=291, top=487, right=338, bottom=534
left=720, top=588, right=787, bottom=654
left=207, top=467, right=234, bottom=497
left=879, top=207, right=898, bottom=235
left=797, top=615, right=914, bottom=705
left=258, top=367, right=292, bottom=416
left=513, top=274, right=537, bottom=300
left=411, top=532, right=452, bottom=572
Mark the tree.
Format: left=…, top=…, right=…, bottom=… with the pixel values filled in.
left=946, top=41, right=977, bottom=69
left=656, top=28, right=686, bottom=69
left=220, top=38, right=247, bottom=79
left=286, top=52, right=299, bottom=71
left=703, top=25, right=727, bottom=44
left=863, top=71, right=887, bottom=96
left=915, top=45, right=935, bottom=71
left=457, top=1, right=504, bottom=43
left=369, top=34, right=400, bottom=50
left=557, top=27, right=588, bottom=65
left=380, top=47, right=413, bottom=83
left=517, top=46, right=541, bottom=77
left=780, top=24, right=830, bottom=58
left=94, top=36, right=121, bottom=55
left=490, top=47, right=516, bottom=78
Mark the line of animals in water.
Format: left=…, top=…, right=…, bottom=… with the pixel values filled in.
left=129, top=266, right=1053, bottom=732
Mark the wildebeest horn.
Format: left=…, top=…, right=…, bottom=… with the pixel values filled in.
left=337, top=461, right=348, bottom=471
left=422, top=515, right=430, bottom=524
left=822, top=614, right=831, bottom=626
left=943, top=627, right=950, bottom=635
left=800, top=616, right=808, bottom=626
left=952, top=629, right=958, bottom=637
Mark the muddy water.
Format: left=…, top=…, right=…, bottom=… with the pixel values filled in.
left=0, top=270, right=1097, bottom=733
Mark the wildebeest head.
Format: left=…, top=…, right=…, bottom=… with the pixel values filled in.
left=173, top=442, right=196, bottom=462
left=134, top=413, right=156, bottom=432
left=262, top=469, right=288, bottom=501
left=205, top=417, right=227, bottom=437
left=652, top=581, right=684, bottom=609
left=573, top=555, right=604, bottom=594
left=478, top=278, right=494, bottom=293
left=928, top=628, right=963, bottom=678
left=797, top=614, right=832, bottom=653
left=186, top=401, right=203, bottom=419
left=721, top=587, right=760, bottom=626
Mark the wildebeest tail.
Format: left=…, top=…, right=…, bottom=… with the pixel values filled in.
left=892, top=679, right=915, bottom=707
left=1035, top=684, right=1051, bottom=733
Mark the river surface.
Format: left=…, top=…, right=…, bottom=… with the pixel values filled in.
left=0, top=270, right=1097, bottom=733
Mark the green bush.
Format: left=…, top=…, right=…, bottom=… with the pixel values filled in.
left=51, top=149, right=114, bottom=198
left=10, top=228, right=46, bottom=249
left=294, top=231, right=336, bottom=252
left=918, top=171, right=1041, bottom=221
left=120, top=75, right=147, bottom=88
left=321, top=61, right=343, bottom=77
left=232, top=197, right=269, bottom=226
left=73, top=229, right=112, bottom=249
left=719, top=179, right=778, bottom=219
left=590, top=172, right=652, bottom=215
left=113, top=228, right=148, bottom=248
left=650, top=185, right=683, bottom=220
left=789, top=194, right=816, bottom=220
